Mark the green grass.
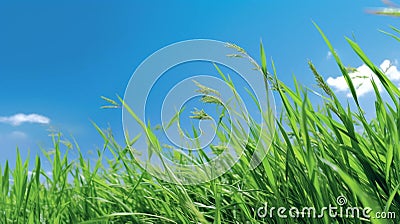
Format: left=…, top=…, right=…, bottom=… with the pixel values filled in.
left=1, top=25, right=399, bottom=223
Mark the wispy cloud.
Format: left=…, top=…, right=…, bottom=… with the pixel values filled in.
left=9, top=131, right=28, bottom=139
left=326, top=51, right=332, bottom=60
left=0, top=113, right=50, bottom=126
left=327, top=59, right=400, bottom=97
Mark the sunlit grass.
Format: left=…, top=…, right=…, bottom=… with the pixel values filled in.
left=0, top=25, right=399, bottom=223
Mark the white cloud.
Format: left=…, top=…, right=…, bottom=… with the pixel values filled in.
left=326, top=51, right=332, bottom=60
left=326, top=59, right=400, bottom=97
left=9, top=131, right=27, bottom=139
left=0, top=113, right=50, bottom=126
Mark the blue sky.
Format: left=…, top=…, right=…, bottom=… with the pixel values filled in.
left=1, top=0, right=400, bottom=169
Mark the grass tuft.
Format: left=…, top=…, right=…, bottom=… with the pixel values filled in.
left=0, top=25, right=399, bottom=223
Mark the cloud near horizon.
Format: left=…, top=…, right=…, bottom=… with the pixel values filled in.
left=327, top=59, right=400, bottom=97
left=9, top=131, right=28, bottom=139
left=0, top=113, right=50, bottom=126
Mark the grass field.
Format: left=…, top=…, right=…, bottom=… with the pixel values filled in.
left=0, top=25, right=399, bottom=223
